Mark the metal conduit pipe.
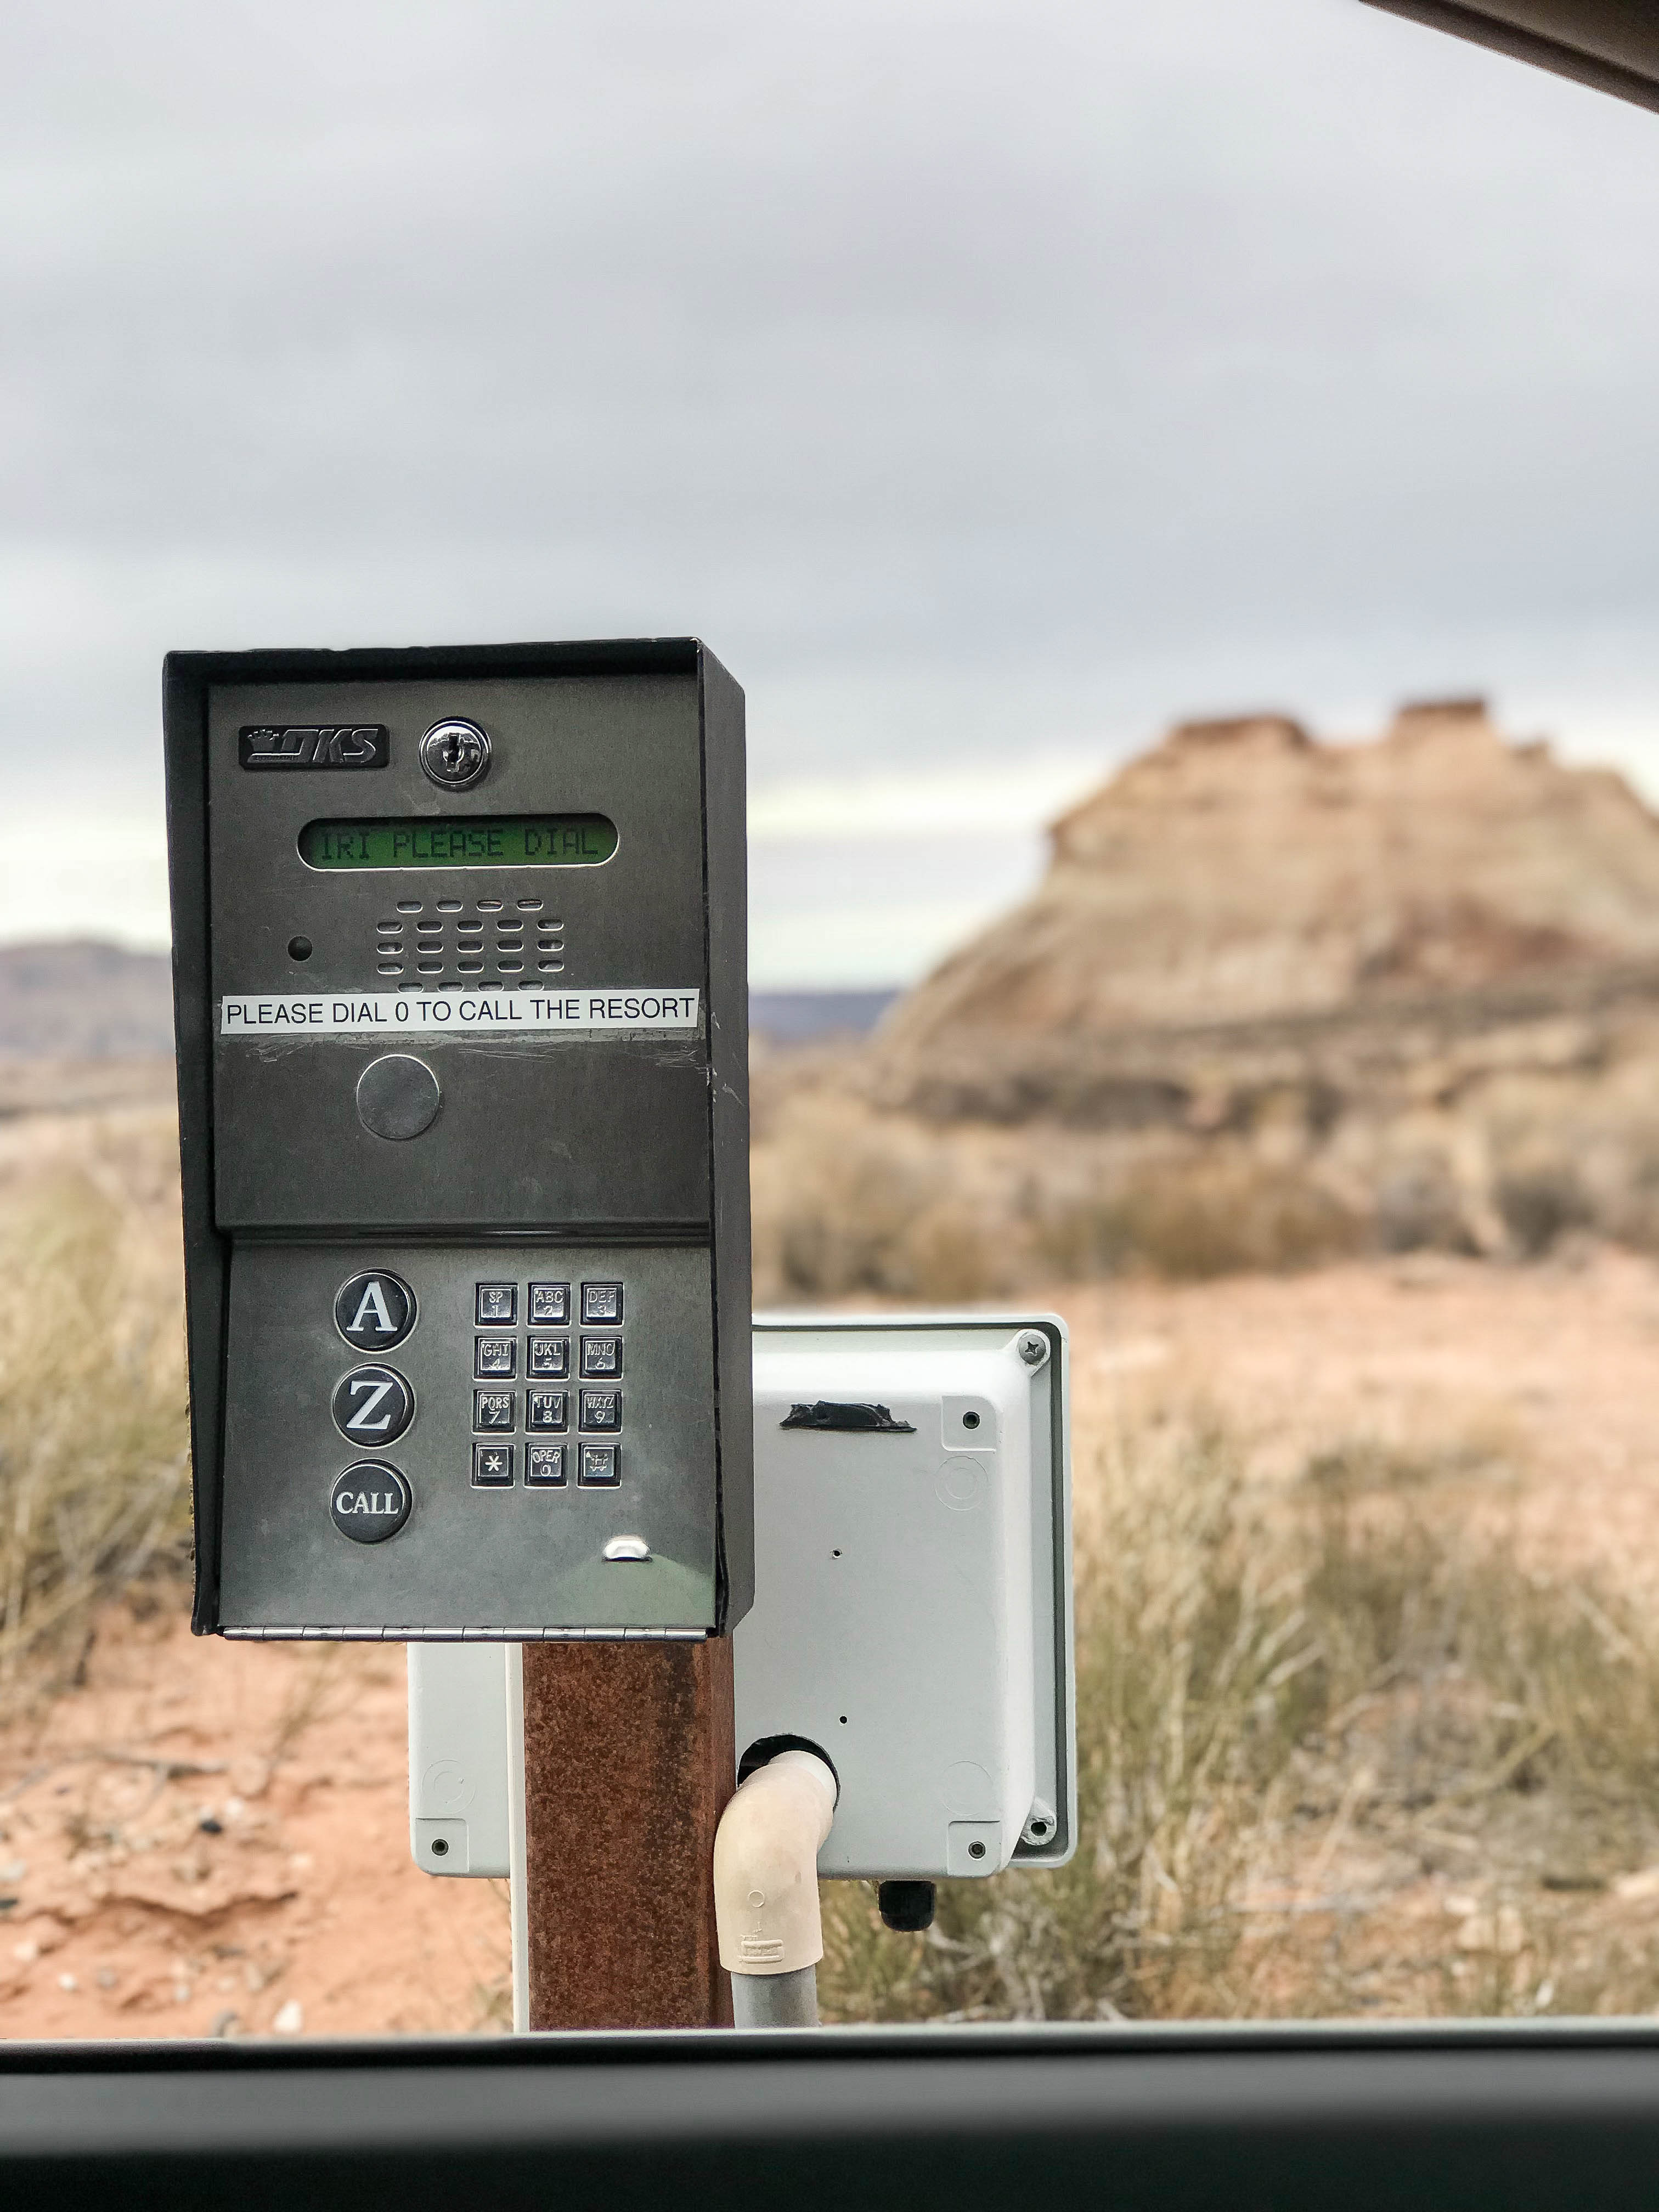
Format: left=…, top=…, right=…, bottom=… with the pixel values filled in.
left=714, top=1748, right=837, bottom=2028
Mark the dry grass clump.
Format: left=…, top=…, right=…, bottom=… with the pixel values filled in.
left=818, top=1406, right=1659, bottom=2023
left=751, top=1081, right=1367, bottom=1301
left=752, top=1093, right=1003, bottom=1303
left=1022, top=1153, right=1363, bottom=1283
left=0, top=1170, right=189, bottom=1703
left=1070, top=1153, right=1364, bottom=1280
left=1298, top=1446, right=1659, bottom=1843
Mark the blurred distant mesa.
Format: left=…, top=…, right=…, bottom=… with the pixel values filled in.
left=878, top=697, right=1659, bottom=1128
left=0, top=941, right=173, bottom=1062
left=757, top=698, right=1659, bottom=1294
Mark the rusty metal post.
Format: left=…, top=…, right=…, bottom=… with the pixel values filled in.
left=520, top=1638, right=736, bottom=2029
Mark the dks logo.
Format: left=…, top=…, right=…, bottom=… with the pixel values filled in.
left=238, top=724, right=389, bottom=769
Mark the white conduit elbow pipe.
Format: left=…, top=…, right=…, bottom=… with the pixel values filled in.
left=714, top=1749, right=838, bottom=2029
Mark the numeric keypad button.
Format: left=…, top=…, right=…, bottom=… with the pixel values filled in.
left=579, top=1389, right=622, bottom=1433
left=475, top=1283, right=516, bottom=1325
left=336, top=1271, right=417, bottom=1351
left=526, top=1390, right=568, bottom=1432
left=529, top=1282, right=569, bottom=1324
left=581, top=1282, right=623, bottom=1324
left=526, top=1444, right=567, bottom=1487
left=528, top=1336, right=569, bottom=1378
left=580, top=1335, right=622, bottom=1378
left=472, top=1443, right=514, bottom=1487
left=475, top=1337, right=517, bottom=1379
left=473, top=1390, right=516, bottom=1432
left=579, top=1444, right=619, bottom=1486
left=332, top=1365, right=415, bottom=1445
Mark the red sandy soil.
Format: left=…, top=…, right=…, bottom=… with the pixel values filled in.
left=3, top=1245, right=1656, bottom=2041
left=0, top=1617, right=509, bottom=2041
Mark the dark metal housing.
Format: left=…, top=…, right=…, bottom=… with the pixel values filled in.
left=163, top=639, right=752, bottom=1638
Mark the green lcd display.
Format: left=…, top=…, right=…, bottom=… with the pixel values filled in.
left=299, top=817, right=618, bottom=870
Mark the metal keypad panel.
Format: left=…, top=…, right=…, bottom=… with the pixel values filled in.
left=219, top=1242, right=719, bottom=1635
left=465, top=1279, right=625, bottom=1472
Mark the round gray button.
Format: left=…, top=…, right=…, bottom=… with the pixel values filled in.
left=419, top=717, right=491, bottom=790
left=357, top=1054, right=441, bottom=1141
left=330, top=1462, right=411, bottom=1544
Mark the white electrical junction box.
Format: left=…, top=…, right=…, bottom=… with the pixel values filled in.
left=406, top=1639, right=514, bottom=1877
left=738, top=1313, right=1073, bottom=1877
left=408, top=1312, right=1074, bottom=1883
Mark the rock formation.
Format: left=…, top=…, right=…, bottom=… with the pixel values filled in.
left=872, top=700, right=1659, bottom=1126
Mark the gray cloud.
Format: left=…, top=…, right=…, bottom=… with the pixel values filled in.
left=3, top=0, right=1659, bottom=810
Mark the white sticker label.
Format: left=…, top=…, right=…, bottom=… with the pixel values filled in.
left=219, top=989, right=701, bottom=1036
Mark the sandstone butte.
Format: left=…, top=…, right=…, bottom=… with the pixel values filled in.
left=871, top=699, right=1659, bottom=1125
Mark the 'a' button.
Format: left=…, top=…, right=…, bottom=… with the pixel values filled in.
left=335, top=1270, right=417, bottom=1352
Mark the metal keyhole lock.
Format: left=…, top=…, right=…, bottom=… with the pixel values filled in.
left=419, top=717, right=491, bottom=791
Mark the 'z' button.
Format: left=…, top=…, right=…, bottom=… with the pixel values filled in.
left=332, top=1365, right=415, bottom=1445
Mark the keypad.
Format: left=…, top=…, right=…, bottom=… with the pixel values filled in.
left=323, top=1267, right=634, bottom=1532
left=462, top=1278, right=629, bottom=1485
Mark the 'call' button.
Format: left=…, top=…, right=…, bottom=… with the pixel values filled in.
left=330, top=1462, right=411, bottom=1544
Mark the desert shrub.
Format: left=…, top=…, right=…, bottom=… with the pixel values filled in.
left=0, top=1175, right=189, bottom=1699
left=754, top=1100, right=1372, bottom=1296
left=885, top=1200, right=996, bottom=1302
left=1025, top=1173, right=1131, bottom=1279
left=753, top=1097, right=933, bottom=1298
left=1108, top=1151, right=1364, bottom=1279
left=1493, top=1160, right=1594, bottom=1257
left=752, top=1094, right=1005, bottom=1302
left=1302, top=1455, right=1659, bottom=1821
left=1020, top=1148, right=1369, bottom=1284
left=1373, top=1155, right=1475, bottom=1253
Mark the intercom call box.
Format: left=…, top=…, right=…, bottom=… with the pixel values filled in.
left=164, top=640, right=751, bottom=1641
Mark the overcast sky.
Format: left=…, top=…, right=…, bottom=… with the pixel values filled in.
left=5, top=0, right=1659, bottom=982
